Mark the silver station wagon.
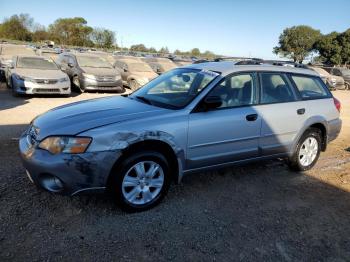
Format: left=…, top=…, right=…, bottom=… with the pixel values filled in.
left=19, top=61, right=342, bottom=211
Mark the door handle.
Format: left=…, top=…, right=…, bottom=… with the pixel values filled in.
left=246, top=114, right=258, bottom=121
left=297, top=108, right=305, bottom=115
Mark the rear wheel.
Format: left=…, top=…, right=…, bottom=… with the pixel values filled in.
left=345, top=82, right=350, bottom=90
left=73, top=76, right=84, bottom=93
left=288, top=128, right=322, bottom=171
left=108, top=151, right=171, bottom=212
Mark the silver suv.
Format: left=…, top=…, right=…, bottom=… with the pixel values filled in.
left=19, top=62, right=342, bottom=211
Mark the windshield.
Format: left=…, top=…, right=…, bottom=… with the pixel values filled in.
left=129, top=62, right=153, bottom=72
left=77, top=56, right=113, bottom=68
left=17, top=57, right=58, bottom=70
left=340, top=68, right=350, bottom=76
left=131, top=68, right=219, bottom=109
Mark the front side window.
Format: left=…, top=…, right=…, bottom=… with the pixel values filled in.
left=291, top=75, right=330, bottom=99
left=207, top=73, right=256, bottom=108
left=132, top=68, right=219, bottom=109
left=260, top=73, right=295, bottom=104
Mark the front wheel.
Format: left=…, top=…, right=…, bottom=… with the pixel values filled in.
left=108, top=151, right=171, bottom=212
left=288, top=128, right=322, bottom=171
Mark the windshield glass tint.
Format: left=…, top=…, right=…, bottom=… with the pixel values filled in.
left=129, top=63, right=153, bottom=72
left=17, top=57, right=58, bottom=70
left=132, top=68, right=219, bottom=109
left=77, top=56, right=112, bottom=68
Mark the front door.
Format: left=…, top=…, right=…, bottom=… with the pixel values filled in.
left=187, top=72, right=261, bottom=169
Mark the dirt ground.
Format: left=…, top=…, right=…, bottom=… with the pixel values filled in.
left=0, top=84, right=350, bottom=261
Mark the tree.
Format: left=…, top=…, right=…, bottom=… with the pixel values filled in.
left=314, top=32, right=342, bottom=65
left=274, top=25, right=321, bottom=63
left=159, top=46, right=169, bottom=54
left=91, top=27, right=116, bottom=48
left=130, top=44, right=148, bottom=52
left=32, top=30, right=49, bottom=42
left=191, top=48, right=200, bottom=57
left=0, top=14, right=33, bottom=41
left=338, top=29, right=350, bottom=65
left=148, top=47, right=157, bottom=53
left=48, top=17, right=92, bottom=46
left=203, top=50, right=215, bottom=59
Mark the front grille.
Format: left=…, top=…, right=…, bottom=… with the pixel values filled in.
left=33, top=88, right=60, bottom=93
left=34, top=79, right=58, bottom=84
left=95, top=76, right=115, bottom=82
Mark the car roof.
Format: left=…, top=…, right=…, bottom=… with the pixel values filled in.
left=185, top=61, right=319, bottom=77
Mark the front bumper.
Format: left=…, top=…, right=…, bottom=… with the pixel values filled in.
left=13, top=79, right=71, bottom=95
left=19, top=132, right=120, bottom=195
left=80, top=77, right=124, bottom=92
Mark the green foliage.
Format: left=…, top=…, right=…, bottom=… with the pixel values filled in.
left=191, top=48, right=201, bottom=57
left=129, top=44, right=148, bottom=52
left=274, top=25, right=321, bottom=63
left=0, top=13, right=218, bottom=56
left=314, top=32, right=342, bottom=65
left=48, top=17, right=93, bottom=46
left=0, top=14, right=33, bottom=41
left=91, top=27, right=116, bottom=49
left=159, top=46, right=169, bottom=54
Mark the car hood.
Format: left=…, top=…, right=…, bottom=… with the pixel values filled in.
left=14, top=68, right=67, bottom=79
left=81, top=67, right=119, bottom=76
left=132, top=71, right=158, bottom=80
left=32, top=96, right=168, bottom=140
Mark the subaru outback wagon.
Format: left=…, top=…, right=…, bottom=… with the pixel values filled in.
left=19, top=62, right=342, bottom=211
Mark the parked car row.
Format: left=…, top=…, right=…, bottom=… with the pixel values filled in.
left=0, top=44, right=193, bottom=97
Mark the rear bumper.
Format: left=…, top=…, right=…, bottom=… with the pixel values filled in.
left=327, top=118, right=342, bottom=143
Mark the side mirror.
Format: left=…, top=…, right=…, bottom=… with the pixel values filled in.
left=156, top=68, right=162, bottom=74
left=68, top=62, right=74, bottom=68
left=203, top=96, right=222, bottom=110
left=123, top=68, right=128, bottom=72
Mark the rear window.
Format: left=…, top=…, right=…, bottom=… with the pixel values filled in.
left=291, top=75, right=330, bottom=99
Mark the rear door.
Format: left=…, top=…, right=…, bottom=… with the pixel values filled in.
left=187, top=72, right=261, bottom=169
left=256, top=72, right=306, bottom=156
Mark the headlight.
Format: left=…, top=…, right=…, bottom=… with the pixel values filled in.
left=59, top=76, right=69, bottom=82
left=14, top=74, right=34, bottom=82
left=82, top=73, right=96, bottom=80
left=39, top=136, right=92, bottom=154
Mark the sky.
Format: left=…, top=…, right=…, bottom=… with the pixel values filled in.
left=0, top=0, right=349, bottom=59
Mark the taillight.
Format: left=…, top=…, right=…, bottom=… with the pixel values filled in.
left=333, top=97, right=341, bottom=112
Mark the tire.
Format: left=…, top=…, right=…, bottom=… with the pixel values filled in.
left=128, top=79, right=140, bottom=92
left=73, top=76, right=84, bottom=93
left=288, top=128, right=322, bottom=172
left=108, top=151, right=171, bottom=212
left=345, top=82, right=350, bottom=90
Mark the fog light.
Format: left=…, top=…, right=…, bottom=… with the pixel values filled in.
left=40, top=174, right=64, bottom=192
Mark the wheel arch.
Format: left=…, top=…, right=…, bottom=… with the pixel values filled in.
left=107, top=139, right=183, bottom=187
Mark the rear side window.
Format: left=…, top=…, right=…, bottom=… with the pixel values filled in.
left=260, top=73, right=295, bottom=104
left=291, top=75, right=329, bottom=99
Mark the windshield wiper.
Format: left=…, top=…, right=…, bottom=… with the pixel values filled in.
left=135, top=96, right=152, bottom=105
